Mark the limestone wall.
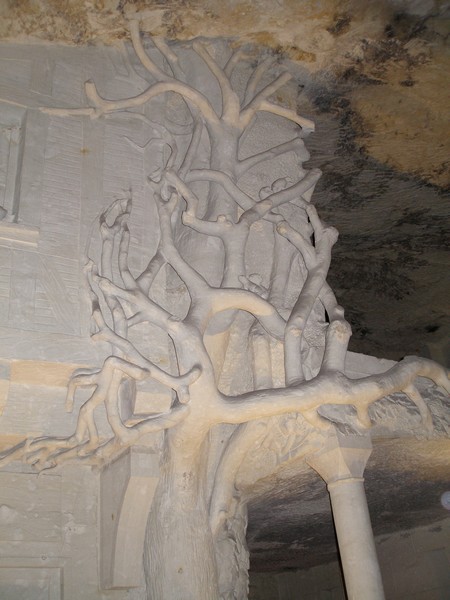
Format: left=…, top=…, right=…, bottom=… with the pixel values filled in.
left=0, top=465, right=144, bottom=599
left=0, top=41, right=165, bottom=451
left=0, top=41, right=159, bottom=600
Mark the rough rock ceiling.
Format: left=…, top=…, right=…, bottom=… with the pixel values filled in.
left=2, top=0, right=448, bottom=364
left=246, top=437, right=450, bottom=572
left=1, top=0, right=449, bottom=577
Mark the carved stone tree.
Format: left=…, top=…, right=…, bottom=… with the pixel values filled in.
left=1, top=20, right=449, bottom=600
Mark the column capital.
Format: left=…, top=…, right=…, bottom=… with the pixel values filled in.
left=306, top=429, right=372, bottom=484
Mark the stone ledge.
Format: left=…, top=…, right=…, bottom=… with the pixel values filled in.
left=9, top=360, right=87, bottom=387
left=0, top=222, right=39, bottom=248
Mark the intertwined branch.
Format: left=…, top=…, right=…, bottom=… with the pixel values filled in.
left=1, top=20, right=448, bottom=480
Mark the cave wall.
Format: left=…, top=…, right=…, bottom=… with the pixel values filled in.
left=0, top=41, right=159, bottom=599
left=249, top=517, right=450, bottom=600
left=0, top=466, right=136, bottom=600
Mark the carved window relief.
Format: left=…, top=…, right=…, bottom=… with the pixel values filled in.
left=0, top=106, right=38, bottom=247
left=0, top=121, right=23, bottom=222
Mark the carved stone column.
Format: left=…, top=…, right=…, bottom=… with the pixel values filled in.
left=100, top=447, right=160, bottom=589
left=307, top=431, right=385, bottom=600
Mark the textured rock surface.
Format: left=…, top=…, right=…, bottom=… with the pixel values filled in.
left=247, top=430, right=450, bottom=572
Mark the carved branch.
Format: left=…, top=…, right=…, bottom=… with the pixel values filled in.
left=156, top=191, right=211, bottom=308
left=239, top=71, right=293, bottom=128
left=0, top=402, right=190, bottom=471
left=129, top=20, right=173, bottom=81
left=97, top=79, right=218, bottom=123
left=180, top=209, right=249, bottom=289
left=204, top=288, right=286, bottom=339
left=90, top=305, right=201, bottom=398
left=187, top=169, right=255, bottom=211
left=180, top=210, right=250, bottom=288
left=165, top=169, right=202, bottom=216
left=321, top=310, right=352, bottom=375
left=243, top=57, right=273, bottom=105
left=210, top=421, right=268, bottom=536
left=237, top=136, right=309, bottom=177
left=219, top=357, right=450, bottom=425
left=152, top=36, right=179, bottom=68
left=162, top=240, right=285, bottom=339
left=136, top=249, right=166, bottom=295
left=117, top=225, right=137, bottom=290
left=94, top=197, right=134, bottom=447
left=244, top=99, right=316, bottom=132
left=239, top=73, right=315, bottom=133
left=268, top=229, right=299, bottom=311
left=192, top=41, right=240, bottom=122
left=185, top=169, right=287, bottom=225
left=179, top=116, right=204, bottom=179
left=130, top=20, right=214, bottom=191
left=44, top=78, right=220, bottom=127
left=239, top=168, right=321, bottom=226
left=155, top=187, right=284, bottom=336
left=94, top=271, right=173, bottom=334
left=276, top=221, right=341, bottom=314
left=275, top=207, right=338, bottom=385
left=284, top=228, right=338, bottom=385
left=0, top=338, right=203, bottom=471
left=224, top=48, right=250, bottom=78
left=182, top=212, right=232, bottom=237
left=276, top=206, right=352, bottom=378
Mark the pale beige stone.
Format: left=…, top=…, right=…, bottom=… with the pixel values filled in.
left=0, top=380, right=9, bottom=416
left=10, top=361, right=87, bottom=387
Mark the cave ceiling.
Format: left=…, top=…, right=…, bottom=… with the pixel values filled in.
left=246, top=437, right=450, bottom=571
left=1, top=0, right=449, bottom=575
